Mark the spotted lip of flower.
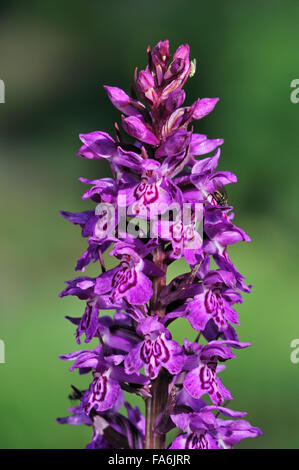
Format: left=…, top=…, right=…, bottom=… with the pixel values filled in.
left=66, top=300, right=100, bottom=345
left=58, top=346, right=122, bottom=414
left=117, top=158, right=181, bottom=219
left=151, top=204, right=203, bottom=265
left=94, top=242, right=157, bottom=306
left=169, top=404, right=261, bottom=449
left=185, top=267, right=242, bottom=333
left=132, top=160, right=164, bottom=215
left=95, top=237, right=164, bottom=306
left=182, top=340, right=250, bottom=406
left=171, top=428, right=218, bottom=449
left=169, top=411, right=225, bottom=449
left=59, top=345, right=149, bottom=415
left=84, top=369, right=122, bottom=415
left=124, top=317, right=185, bottom=379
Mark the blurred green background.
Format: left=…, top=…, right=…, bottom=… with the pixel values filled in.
left=1, top=0, right=299, bottom=449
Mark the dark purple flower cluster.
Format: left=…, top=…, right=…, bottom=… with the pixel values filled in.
left=57, top=40, right=261, bottom=449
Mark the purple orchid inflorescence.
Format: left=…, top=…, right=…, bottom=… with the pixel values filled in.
left=57, top=40, right=261, bottom=449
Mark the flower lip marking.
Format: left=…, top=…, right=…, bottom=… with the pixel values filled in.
left=140, top=334, right=170, bottom=377
left=112, top=259, right=138, bottom=296
left=86, top=372, right=108, bottom=414
left=204, top=289, right=226, bottom=329
left=185, top=432, right=209, bottom=449
left=134, top=166, right=162, bottom=207
left=199, top=364, right=222, bottom=404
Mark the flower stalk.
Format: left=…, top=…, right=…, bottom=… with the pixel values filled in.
left=145, top=369, right=170, bottom=449
left=146, top=246, right=168, bottom=449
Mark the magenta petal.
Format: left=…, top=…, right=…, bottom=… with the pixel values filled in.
left=210, top=376, right=233, bottom=405
left=203, top=405, right=247, bottom=418
left=216, top=418, right=262, bottom=446
left=190, top=136, right=223, bottom=156
left=124, top=342, right=144, bottom=375
left=94, top=268, right=117, bottom=295
left=104, top=85, right=143, bottom=117
left=79, top=131, right=116, bottom=159
left=187, top=295, right=210, bottom=331
left=183, top=367, right=205, bottom=400
left=122, top=116, right=159, bottom=146
left=210, top=171, right=237, bottom=187
left=193, top=98, right=219, bottom=120
left=124, top=272, right=153, bottom=305
left=170, top=413, right=190, bottom=432
left=59, top=40, right=259, bottom=450
left=191, top=149, right=221, bottom=176
left=86, top=373, right=122, bottom=413
left=169, top=434, right=188, bottom=449
left=216, top=229, right=251, bottom=246
left=163, top=337, right=184, bottom=375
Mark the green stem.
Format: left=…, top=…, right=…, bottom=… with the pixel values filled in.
left=144, top=246, right=169, bottom=449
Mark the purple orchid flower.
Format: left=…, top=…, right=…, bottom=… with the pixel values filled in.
left=117, top=158, right=183, bottom=219
left=57, top=401, right=146, bottom=449
left=103, top=85, right=146, bottom=118
left=59, top=276, right=118, bottom=343
left=185, top=258, right=243, bottom=332
left=124, top=317, right=185, bottom=379
left=60, top=210, right=98, bottom=238
left=152, top=203, right=203, bottom=264
left=58, top=40, right=261, bottom=450
left=94, top=240, right=162, bottom=306
left=169, top=406, right=261, bottom=449
left=183, top=339, right=250, bottom=405
left=190, top=149, right=237, bottom=201
left=60, top=345, right=148, bottom=414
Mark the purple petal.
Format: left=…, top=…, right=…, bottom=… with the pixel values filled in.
left=85, top=372, right=122, bottom=414
left=94, top=268, right=117, bottom=295
left=124, top=342, right=144, bottom=375
left=190, top=135, right=223, bottom=156
left=104, top=85, right=144, bottom=117
left=122, top=116, right=159, bottom=146
left=192, top=98, right=219, bottom=120
left=78, top=131, right=116, bottom=159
